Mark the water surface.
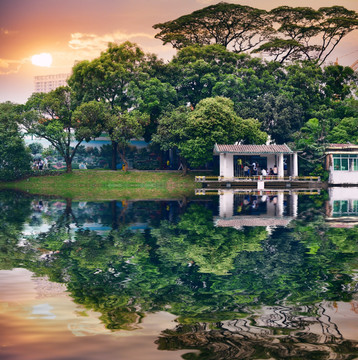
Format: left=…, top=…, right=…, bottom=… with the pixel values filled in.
left=1, top=189, right=358, bottom=359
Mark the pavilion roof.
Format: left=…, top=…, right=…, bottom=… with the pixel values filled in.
left=214, top=144, right=294, bottom=155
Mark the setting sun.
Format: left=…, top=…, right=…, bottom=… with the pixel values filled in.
left=31, top=53, right=53, bottom=67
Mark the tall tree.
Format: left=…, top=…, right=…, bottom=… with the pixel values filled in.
left=68, top=41, right=162, bottom=170
left=154, top=3, right=358, bottom=64
left=153, top=2, right=272, bottom=52
left=23, top=87, right=109, bottom=173
left=68, top=41, right=150, bottom=169
left=255, top=5, right=358, bottom=64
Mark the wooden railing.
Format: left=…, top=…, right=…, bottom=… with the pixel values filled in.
left=195, top=175, right=321, bottom=182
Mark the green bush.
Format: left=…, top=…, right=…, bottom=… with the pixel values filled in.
left=0, top=169, right=62, bottom=182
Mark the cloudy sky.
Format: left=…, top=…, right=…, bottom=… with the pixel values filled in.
left=1, top=0, right=358, bottom=104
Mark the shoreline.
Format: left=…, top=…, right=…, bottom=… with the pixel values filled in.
left=0, top=170, right=197, bottom=200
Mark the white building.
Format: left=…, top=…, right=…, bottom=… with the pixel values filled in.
left=214, top=144, right=299, bottom=179
left=326, top=144, right=358, bottom=185
left=34, top=73, right=70, bottom=93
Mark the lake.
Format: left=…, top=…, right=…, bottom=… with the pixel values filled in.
left=1, top=188, right=358, bottom=359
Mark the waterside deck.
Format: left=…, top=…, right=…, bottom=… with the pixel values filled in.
left=195, top=175, right=321, bottom=189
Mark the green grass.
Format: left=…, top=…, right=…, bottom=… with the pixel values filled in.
left=0, top=170, right=198, bottom=200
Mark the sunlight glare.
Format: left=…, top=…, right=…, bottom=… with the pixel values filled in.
left=31, top=53, right=53, bottom=67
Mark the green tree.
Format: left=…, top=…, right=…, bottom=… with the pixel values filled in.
left=107, top=109, right=149, bottom=170
left=69, top=41, right=162, bottom=168
left=154, top=98, right=267, bottom=171
left=128, top=78, right=177, bottom=142
left=153, top=2, right=272, bottom=52
left=328, top=117, right=358, bottom=144
left=0, top=102, right=31, bottom=180
left=28, top=142, right=43, bottom=155
left=180, top=97, right=267, bottom=167
left=255, top=5, right=358, bottom=64
left=322, top=64, right=355, bottom=100
left=152, top=106, right=191, bottom=174
left=23, top=87, right=109, bottom=173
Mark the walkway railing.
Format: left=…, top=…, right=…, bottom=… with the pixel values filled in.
left=195, top=175, right=321, bottom=182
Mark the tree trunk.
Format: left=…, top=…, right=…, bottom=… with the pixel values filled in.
left=65, top=158, right=72, bottom=173
left=111, top=140, right=118, bottom=170
left=181, top=157, right=188, bottom=176
left=118, top=148, right=128, bottom=172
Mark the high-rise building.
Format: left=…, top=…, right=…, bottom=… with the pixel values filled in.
left=34, top=73, right=70, bottom=93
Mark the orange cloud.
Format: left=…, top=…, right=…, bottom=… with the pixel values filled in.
left=69, top=31, right=154, bottom=52
left=0, top=58, right=26, bottom=75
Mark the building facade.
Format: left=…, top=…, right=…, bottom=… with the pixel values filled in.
left=326, top=144, right=358, bottom=185
left=34, top=73, right=70, bottom=93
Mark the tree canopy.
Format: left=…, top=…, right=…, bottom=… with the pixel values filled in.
left=154, top=97, right=267, bottom=169
left=154, top=2, right=358, bottom=64
left=22, top=87, right=109, bottom=172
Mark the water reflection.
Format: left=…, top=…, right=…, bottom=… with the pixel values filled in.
left=216, top=189, right=298, bottom=229
left=1, top=189, right=358, bottom=359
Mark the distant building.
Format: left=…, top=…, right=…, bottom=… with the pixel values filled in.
left=34, top=73, right=70, bottom=93
left=326, top=144, right=358, bottom=185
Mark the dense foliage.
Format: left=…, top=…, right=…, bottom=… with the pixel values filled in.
left=2, top=4, right=357, bottom=177
left=154, top=2, right=358, bottom=65
left=0, top=102, right=32, bottom=181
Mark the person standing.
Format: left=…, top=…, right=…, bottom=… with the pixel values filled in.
left=244, top=164, right=249, bottom=177
left=252, top=162, right=257, bottom=176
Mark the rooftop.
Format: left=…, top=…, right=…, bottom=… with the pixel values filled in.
left=214, top=144, right=293, bottom=155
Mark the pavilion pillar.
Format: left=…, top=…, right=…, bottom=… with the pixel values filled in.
left=220, top=153, right=225, bottom=177
left=278, top=154, right=284, bottom=178
left=291, top=193, right=298, bottom=217
left=277, top=192, right=284, bottom=217
left=293, top=152, right=298, bottom=177
left=219, top=190, right=234, bottom=218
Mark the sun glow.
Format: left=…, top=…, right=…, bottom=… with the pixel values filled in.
left=31, top=53, right=53, bottom=67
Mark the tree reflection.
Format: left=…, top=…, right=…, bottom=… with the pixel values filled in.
left=1, top=191, right=358, bottom=357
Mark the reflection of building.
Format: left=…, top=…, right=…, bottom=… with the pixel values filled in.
left=326, top=187, right=358, bottom=227
left=214, top=190, right=298, bottom=229
left=326, top=144, right=358, bottom=185
left=34, top=73, right=70, bottom=93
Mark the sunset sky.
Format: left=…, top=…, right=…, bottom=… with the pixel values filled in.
left=1, top=0, right=358, bottom=104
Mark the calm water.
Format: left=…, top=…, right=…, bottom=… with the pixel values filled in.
left=1, top=188, right=358, bottom=359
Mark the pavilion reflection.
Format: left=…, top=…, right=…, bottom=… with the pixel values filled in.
left=214, top=189, right=300, bottom=229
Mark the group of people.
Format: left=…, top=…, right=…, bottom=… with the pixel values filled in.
left=32, top=158, right=48, bottom=170
left=243, top=162, right=278, bottom=178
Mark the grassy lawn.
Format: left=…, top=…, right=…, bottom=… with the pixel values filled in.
left=0, top=170, right=198, bottom=200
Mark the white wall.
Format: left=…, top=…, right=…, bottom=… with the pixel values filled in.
left=220, top=153, right=234, bottom=178
left=266, top=154, right=276, bottom=173
left=329, top=187, right=358, bottom=201
left=329, top=168, right=358, bottom=185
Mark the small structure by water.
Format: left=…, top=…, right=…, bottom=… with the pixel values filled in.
left=196, top=144, right=320, bottom=189
left=214, top=143, right=298, bottom=179
left=326, top=144, right=358, bottom=185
